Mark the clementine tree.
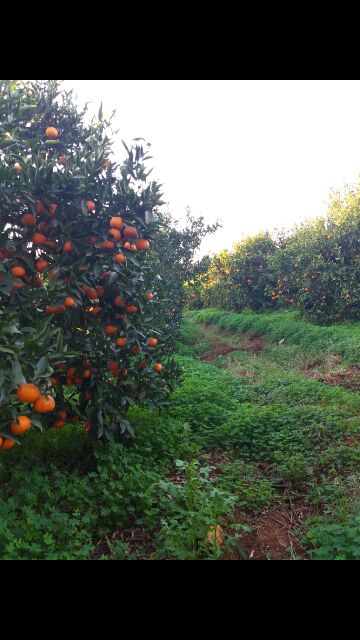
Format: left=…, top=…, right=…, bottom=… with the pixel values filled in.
left=0, top=80, right=179, bottom=447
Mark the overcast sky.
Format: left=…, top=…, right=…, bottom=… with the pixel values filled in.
left=63, top=80, right=360, bottom=256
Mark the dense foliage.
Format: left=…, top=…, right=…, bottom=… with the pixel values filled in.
left=0, top=80, right=180, bottom=448
left=190, top=185, right=360, bottom=324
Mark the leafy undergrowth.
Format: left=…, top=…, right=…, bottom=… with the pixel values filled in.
left=1, top=311, right=360, bottom=559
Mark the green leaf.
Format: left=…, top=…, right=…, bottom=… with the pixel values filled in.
left=11, top=360, right=26, bottom=386
left=33, top=355, right=48, bottom=377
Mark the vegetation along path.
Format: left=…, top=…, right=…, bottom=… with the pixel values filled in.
left=1, top=309, right=360, bottom=559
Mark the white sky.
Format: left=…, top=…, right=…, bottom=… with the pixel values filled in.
left=63, top=80, right=360, bottom=256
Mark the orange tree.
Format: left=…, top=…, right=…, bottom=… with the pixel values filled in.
left=195, top=232, right=277, bottom=311
left=0, top=80, right=180, bottom=449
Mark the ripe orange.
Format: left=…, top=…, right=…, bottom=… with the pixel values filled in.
left=86, top=288, right=98, bottom=300
left=32, top=232, right=47, bottom=245
left=145, top=293, right=153, bottom=300
left=63, top=241, right=74, bottom=252
left=131, top=345, right=141, bottom=355
left=64, top=297, right=76, bottom=308
left=58, top=155, right=67, bottom=165
left=67, top=368, right=76, bottom=378
left=14, top=163, right=22, bottom=173
left=49, top=203, right=58, bottom=217
left=110, top=216, right=124, bottom=229
left=16, top=383, right=40, bottom=404
left=114, top=295, right=123, bottom=307
left=36, top=259, right=49, bottom=273
left=0, top=438, right=16, bottom=450
left=54, top=305, right=66, bottom=314
left=115, top=313, right=126, bottom=319
left=136, top=238, right=150, bottom=250
left=45, top=126, right=59, bottom=139
left=45, top=306, right=55, bottom=315
left=13, top=281, right=26, bottom=289
left=10, top=415, right=31, bottom=435
left=123, top=226, right=137, bottom=238
left=86, top=200, right=95, bottom=212
left=109, top=361, right=120, bottom=375
left=87, top=305, right=102, bottom=314
left=84, top=421, right=92, bottom=432
left=22, top=213, right=37, bottom=226
left=54, top=420, right=65, bottom=429
left=115, top=253, right=126, bottom=264
left=101, top=271, right=110, bottom=281
left=105, top=324, right=118, bottom=336
left=100, top=240, right=115, bottom=250
left=83, top=369, right=91, bottom=378
left=122, top=242, right=131, bottom=250
left=35, top=200, right=46, bottom=214
left=125, top=305, right=137, bottom=313
left=148, top=337, right=158, bottom=347
left=33, top=395, right=55, bottom=413
left=116, top=337, right=127, bottom=347
left=11, top=266, right=26, bottom=278
left=108, top=228, right=122, bottom=241
left=50, top=377, right=59, bottom=386
left=153, top=363, right=163, bottom=373
left=130, top=244, right=137, bottom=252
left=57, top=409, right=67, bottom=420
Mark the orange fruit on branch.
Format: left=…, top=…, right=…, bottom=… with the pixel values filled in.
left=32, top=233, right=47, bottom=245
left=64, top=297, right=76, bottom=308
left=36, top=259, right=49, bottom=273
left=105, top=324, right=118, bottom=336
left=86, top=200, right=95, bottom=212
left=110, top=216, right=124, bottom=229
left=0, top=438, right=16, bottom=450
left=115, top=253, right=126, bottom=264
left=10, top=415, right=31, bottom=435
left=45, top=126, right=59, bottom=139
left=11, top=266, right=26, bottom=278
left=22, top=213, right=36, bottom=226
left=100, top=240, right=115, bottom=251
left=16, top=383, right=40, bottom=404
left=33, top=394, right=55, bottom=414
left=153, top=363, right=163, bottom=373
left=123, top=226, right=137, bottom=238
left=108, top=228, right=122, bottom=241
left=116, top=337, right=127, bottom=347
left=63, top=241, right=74, bottom=252
left=136, top=238, right=150, bottom=251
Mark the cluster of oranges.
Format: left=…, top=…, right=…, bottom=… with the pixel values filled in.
left=0, top=126, right=168, bottom=449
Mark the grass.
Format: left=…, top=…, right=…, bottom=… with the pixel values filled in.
left=1, top=309, right=360, bottom=560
